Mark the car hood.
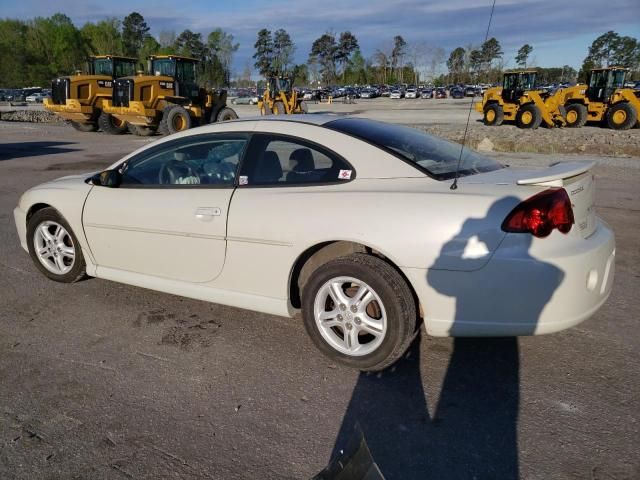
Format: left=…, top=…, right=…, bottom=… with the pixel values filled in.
left=30, top=173, right=92, bottom=191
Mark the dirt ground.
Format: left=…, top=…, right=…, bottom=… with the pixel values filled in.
left=0, top=119, right=639, bottom=479
left=3, top=97, right=640, bottom=156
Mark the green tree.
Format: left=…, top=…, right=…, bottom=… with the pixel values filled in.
left=138, top=35, right=160, bottom=70
left=81, top=18, right=123, bottom=55
left=480, top=37, right=503, bottom=67
left=207, top=28, right=239, bottom=86
left=515, top=44, right=533, bottom=68
left=0, top=19, right=29, bottom=87
left=391, top=35, right=407, bottom=81
left=272, top=28, right=295, bottom=75
left=253, top=28, right=273, bottom=77
left=336, top=31, right=359, bottom=81
left=581, top=31, right=640, bottom=79
left=310, top=32, right=338, bottom=84
left=447, top=47, right=466, bottom=83
left=122, top=12, right=149, bottom=58
left=174, top=29, right=205, bottom=59
left=291, top=64, right=309, bottom=85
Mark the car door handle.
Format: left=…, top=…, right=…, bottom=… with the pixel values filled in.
left=195, top=207, right=221, bottom=219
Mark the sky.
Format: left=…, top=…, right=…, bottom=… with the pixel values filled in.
left=1, top=0, right=639, bottom=77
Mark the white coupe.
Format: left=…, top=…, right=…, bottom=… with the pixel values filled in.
left=14, top=116, right=615, bottom=371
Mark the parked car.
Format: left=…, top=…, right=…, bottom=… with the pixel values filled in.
left=434, top=88, right=447, bottom=99
left=231, top=94, right=260, bottom=105
left=464, top=86, right=478, bottom=97
left=360, top=89, right=378, bottom=99
left=405, top=88, right=419, bottom=99
left=450, top=87, right=465, bottom=99
left=420, top=88, right=434, bottom=99
left=389, top=90, right=403, bottom=99
left=14, top=116, right=614, bottom=371
left=26, top=92, right=47, bottom=103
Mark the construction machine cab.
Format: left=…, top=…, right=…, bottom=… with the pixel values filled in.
left=586, top=67, right=628, bottom=103
left=502, top=70, right=537, bottom=103
left=149, top=55, right=201, bottom=101
left=87, top=55, right=137, bottom=78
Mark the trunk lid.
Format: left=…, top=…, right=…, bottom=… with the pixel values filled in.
left=461, top=161, right=597, bottom=238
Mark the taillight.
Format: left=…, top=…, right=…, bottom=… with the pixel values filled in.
left=502, top=188, right=574, bottom=238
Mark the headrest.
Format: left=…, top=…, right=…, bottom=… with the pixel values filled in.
left=289, top=148, right=315, bottom=172
left=255, top=151, right=282, bottom=182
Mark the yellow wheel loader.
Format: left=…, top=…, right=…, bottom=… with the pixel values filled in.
left=101, top=55, right=237, bottom=136
left=44, top=55, right=137, bottom=134
left=257, top=76, right=308, bottom=115
left=475, top=70, right=565, bottom=129
left=556, top=67, right=640, bottom=130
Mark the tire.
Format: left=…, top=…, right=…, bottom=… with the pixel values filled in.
left=97, top=111, right=127, bottom=135
left=299, top=100, right=309, bottom=113
left=606, top=102, right=636, bottom=130
left=127, top=124, right=156, bottom=136
left=483, top=103, right=504, bottom=126
left=260, top=103, right=272, bottom=116
left=564, top=103, right=588, bottom=128
left=301, top=253, right=417, bottom=372
left=516, top=103, right=542, bottom=129
left=272, top=101, right=286, bottom=115
left=70, top=121, right=97, bottom=132
left=216, top=107, right=238, bottom=122
left=27, top=207, right=86, bottom=283
left=158, top=105, right=192, bottom=135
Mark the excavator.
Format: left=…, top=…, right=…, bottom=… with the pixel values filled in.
left=44, top=55, right=138, bottom=134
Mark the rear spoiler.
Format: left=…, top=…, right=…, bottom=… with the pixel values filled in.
left=516, top=161, right=595, bottom=187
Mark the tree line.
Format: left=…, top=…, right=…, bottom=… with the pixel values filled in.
left=0, top=12, right=238, bottom=88
left=0, top=12, right=638, bottom=89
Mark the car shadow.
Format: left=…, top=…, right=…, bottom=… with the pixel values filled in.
left=0, top=141, right=78, bottom=161
left=322, top=196, right=565, bottom=479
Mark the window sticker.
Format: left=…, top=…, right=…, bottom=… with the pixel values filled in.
left=239, top=175, right=248, bottom=185
left=338, top=169, right=352, bottom=180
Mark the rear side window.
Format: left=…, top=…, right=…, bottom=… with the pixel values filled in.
left=326, top=117, right=503, bottom=180
left=239, top=134, right=354, bottom=186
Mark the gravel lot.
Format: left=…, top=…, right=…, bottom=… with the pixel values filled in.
left=3, top=97, right=640, bottom=156
left=0, top=114, right=639, bottom=479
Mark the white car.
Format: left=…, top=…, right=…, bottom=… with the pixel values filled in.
left=26, top=92, right=47, bottom=102
left=13, top=116, right=615, bottom=371
left=389, top=90, right=402, bottom=99
left=405, top=88, right=418, bottom=99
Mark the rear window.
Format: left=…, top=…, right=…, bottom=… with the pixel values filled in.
left=325, top=118, right=503, bottom=180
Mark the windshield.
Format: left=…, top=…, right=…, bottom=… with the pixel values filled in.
left=176, top=61, right=197, bottom=84
left=152, top=59, right=175, bottom=77
left=93, top=58, right=113, bottom=76
left=114, top=60, right=136, bottom=78
left=609, top=70, right=626, bottom=88
left=325, top=118, right=503, bottom=180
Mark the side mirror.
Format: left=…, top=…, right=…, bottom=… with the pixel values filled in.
left=91, top=169, right=122, bottom=187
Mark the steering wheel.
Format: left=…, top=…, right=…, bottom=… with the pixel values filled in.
left=158, top=160, right=198, bottom=184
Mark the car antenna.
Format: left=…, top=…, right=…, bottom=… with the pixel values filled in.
left=450, top=0, right=497, bottom=191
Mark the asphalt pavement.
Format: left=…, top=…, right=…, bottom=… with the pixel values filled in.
left=0, top=120, right=638, bottom=479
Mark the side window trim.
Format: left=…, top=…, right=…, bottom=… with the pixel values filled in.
left=236, top=132, right=356, bottom=188
left=118, top=132, right=252, bottom=189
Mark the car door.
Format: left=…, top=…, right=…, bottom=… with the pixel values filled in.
left=83, top=133, right=249, bottom=283
left=222, top=132, right=356, bottom=298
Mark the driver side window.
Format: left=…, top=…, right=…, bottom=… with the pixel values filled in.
left=120, top=134, right=248, bottom=187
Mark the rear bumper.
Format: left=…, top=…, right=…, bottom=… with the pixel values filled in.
left=13, top=206, right=28, bottom=252
left=405, top=218, right=615, bottom=337
left=102, top=100, right=156, bottom=125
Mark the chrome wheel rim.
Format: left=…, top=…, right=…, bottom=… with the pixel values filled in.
left=314, top=276, right=387, bottom=357
left=33, top=221, right=75, bottom=275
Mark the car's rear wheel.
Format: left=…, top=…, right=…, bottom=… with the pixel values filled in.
left=606, top=102, right=636, bottom=130
left=302, top=253, right=417, bottom=371
left=216, top=107, right=238, bottom=122
left=27, top=208, right=86, bottom=283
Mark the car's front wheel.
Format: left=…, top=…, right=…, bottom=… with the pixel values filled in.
left=302, top=254, right=417, bottom=371
left=27, top=208, right=86, bottom=283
